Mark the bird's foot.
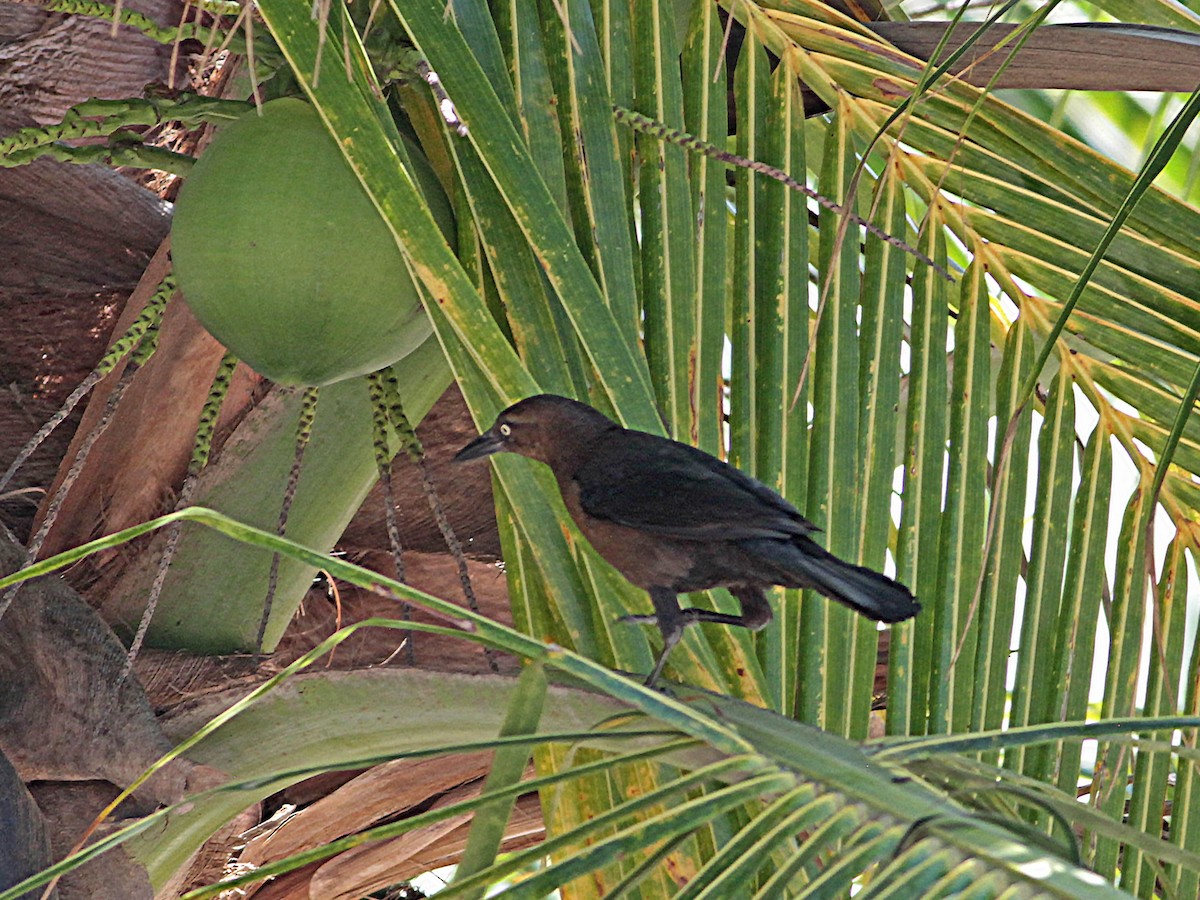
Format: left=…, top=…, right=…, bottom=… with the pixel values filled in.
left=616, top=613, right=658, bottom=625
left=617, top=608, right=762, bottom=630
left=620, top=589, right=772, bottom=686
left=618, top=607, right=761, bottom=687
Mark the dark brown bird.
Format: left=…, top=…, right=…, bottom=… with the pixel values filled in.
left=455, top=394, right=920, bottom=685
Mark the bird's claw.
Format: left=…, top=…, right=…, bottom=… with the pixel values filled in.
left=616, top=613, right=659, bottom=625
left=618, top=608, right=756, bottom=629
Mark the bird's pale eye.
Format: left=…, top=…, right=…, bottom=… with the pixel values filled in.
left=499, top=423, right=512, bottom=437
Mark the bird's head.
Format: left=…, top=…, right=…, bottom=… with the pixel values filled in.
left=454, top=394, right=617, bottom=469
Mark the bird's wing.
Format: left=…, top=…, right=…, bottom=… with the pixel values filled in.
left=576, top=430, right=817, bottom=540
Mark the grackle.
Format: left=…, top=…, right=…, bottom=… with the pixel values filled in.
left=455, top=395, right=920, bottom=685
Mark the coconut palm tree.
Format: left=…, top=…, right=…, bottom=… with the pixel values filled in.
left=2, top=0, right=1199, bottom=897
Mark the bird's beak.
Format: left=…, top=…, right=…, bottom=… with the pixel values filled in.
left=454, top=429, right=505, bottom=463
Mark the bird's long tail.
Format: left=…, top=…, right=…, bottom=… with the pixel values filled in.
left=749, top=535, right=921, bottom=624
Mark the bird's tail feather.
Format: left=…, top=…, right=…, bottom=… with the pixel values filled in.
left=751, top=536, right=921, bottom=624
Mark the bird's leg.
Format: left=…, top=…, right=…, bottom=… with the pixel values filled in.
left=617, top=587, right=687, bottom=686
left=727, top=586, right=774, bottom=631
left=618, top=588, right=774, bottom=685
left=628, top=588, right=773, bottom=630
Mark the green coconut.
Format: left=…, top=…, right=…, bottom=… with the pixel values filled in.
left=171, top=98, right=450, bottom=386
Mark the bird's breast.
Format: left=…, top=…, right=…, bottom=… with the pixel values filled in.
left=559, top=477, right=695, bottom=590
